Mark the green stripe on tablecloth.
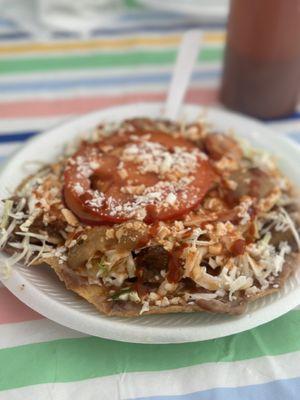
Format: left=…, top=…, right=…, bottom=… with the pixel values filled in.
left=0, top=48, right=222, bottom=75
left=123, top=0, right=141, bottom=8
left=1, top=310, right=300, bottom=391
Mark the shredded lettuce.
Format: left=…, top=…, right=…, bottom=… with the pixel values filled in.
left=111, top=287, right=131, bottom=300
left=260, top=232, right=271, bottom=246
left=111, top=288, right=140, bottom=302
left=97, top=259, right=108, bottom=275
left=0, top=200, right=13, bottom=229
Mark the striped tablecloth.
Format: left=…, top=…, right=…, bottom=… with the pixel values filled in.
left=1, top=4, right=300, bottom=399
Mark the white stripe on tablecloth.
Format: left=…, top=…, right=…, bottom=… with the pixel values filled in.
left=0, top=319, right=85, bottom=349
left=3, top=350, right=300, bottom=400
left=0, top=116, right=72, bottom=133
left=0, top=80, right=218, bottom=102
left=0, top=64, right=220, bottom=102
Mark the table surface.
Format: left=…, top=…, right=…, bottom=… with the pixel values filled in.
left=1, top=3, right=300, bottom=400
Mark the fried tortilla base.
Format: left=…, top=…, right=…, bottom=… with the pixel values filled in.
left=40, top=252, right=300, bottom=317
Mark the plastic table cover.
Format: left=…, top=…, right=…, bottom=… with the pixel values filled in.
left=1, top=2, right=300, bottom=399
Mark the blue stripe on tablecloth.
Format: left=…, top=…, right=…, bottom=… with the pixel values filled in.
left=131, top=376, right=300, bottom=400
left=288, top=132, right=300, bottom=143
left=264, top=112, right=300, bottom=122
left=0, top=23, right=225, bottom=42
left=51, top=31, right=84, bottom=40
left=0, top=18, right=17, bottom=28
left=0, top=32, right=31, bottom=41
left=0, top=70, right=220, bottom=93
left=90, top=23, right=225, bottom=36
left=119, top=11, right=188, bottom=21
left=0, top=131, right=37, bottom=142
left=0, top=155, right=9, bottom=163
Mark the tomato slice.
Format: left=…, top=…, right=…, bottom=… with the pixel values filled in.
left=63, top=129, right=216, bottom=224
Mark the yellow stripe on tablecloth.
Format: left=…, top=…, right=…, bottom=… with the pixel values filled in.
left=0, top=32, right=225, bottom=55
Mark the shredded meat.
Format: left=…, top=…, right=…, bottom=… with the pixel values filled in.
left=134, top=245, right=170, bottom=282
left=204, top=133, right=242, bottom=161
left=68, top=221, right=148, bottom=270
left=230, top=167, right=275, bottom=200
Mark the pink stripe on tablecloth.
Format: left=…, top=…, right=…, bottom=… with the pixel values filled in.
left=0, top=287, right=43, bottom=324
left=0, top=88, right=218, bottom=118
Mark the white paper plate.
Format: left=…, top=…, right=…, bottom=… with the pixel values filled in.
left=136, top=0, right=229, bottom=21
left=1, top=102, right=300, bottom=344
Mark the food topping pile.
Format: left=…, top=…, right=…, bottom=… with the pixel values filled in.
left=1, top=118, right=299, bottom=316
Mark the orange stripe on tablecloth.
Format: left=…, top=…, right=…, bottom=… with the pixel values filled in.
left=0, top=287, right=43, bottom=324
left=0, top=88, right=218, bottom=118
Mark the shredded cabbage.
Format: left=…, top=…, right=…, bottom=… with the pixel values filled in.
left=0, top=200, right=13, bottom=229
